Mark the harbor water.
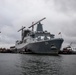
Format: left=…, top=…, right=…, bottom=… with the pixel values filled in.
left=0, top=53, right=76, bottom=75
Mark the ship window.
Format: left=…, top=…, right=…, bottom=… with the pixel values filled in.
left=36, top=36, right=51, bottom=40
left=30, top=34, right=35, bottom=38
left=51, top=44, right=55, bottom=47
left=24, top=40, right=26, bottom=43
left=37, top=36, right=41, bottom=41
left=41, top=36, right=44, bottom=39
left=47, top=36, right=50, bottom=39
left=44, top=36, right=50, bottom=40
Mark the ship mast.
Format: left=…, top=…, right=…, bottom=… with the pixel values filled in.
left=28, top=17, right=46, bottom=31
left=18, top=26, right=26, bottom=41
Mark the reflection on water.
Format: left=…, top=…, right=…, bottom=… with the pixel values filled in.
left=0, top=53, right=76, bottom=75
left=20, top=55, right=63, bottom=75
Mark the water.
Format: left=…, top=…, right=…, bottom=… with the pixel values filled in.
left=0, top=53, right=76, bottom=75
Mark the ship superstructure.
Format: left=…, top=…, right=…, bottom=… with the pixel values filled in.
left=15, top=17, right=64, bottom=54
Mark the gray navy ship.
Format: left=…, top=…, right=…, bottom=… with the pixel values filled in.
left=15, top=17, right=64, bottom=54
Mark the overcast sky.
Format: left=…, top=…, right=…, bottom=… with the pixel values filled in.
left=0, top=0, right=76, bottom=48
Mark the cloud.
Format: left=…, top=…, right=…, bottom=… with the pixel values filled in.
left=54, top=0, right=76, bottom=12
left=0, top=0, right=76, bottom=48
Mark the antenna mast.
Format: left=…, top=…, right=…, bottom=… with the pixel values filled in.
left=28, top=17, right=46, bottom=31
left=18, top=26, right=26, bottom=41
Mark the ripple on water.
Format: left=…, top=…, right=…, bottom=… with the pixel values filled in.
left=0, top=54, right=76, bottom=75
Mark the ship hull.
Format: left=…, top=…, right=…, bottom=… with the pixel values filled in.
left=16, top=38, right=63, bottom=54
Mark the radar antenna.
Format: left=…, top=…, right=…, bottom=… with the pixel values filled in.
left=28, top=17, right=46, bottom=31
left=18, top=26, right=26, bottom=32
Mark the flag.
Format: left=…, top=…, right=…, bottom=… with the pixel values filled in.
left=58, top=32, right=61, bottom=35
left=32, top=22, right=34, bottom=24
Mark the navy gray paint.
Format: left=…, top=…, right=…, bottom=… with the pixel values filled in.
left=25, top=38, right=63, bottom=54
left=15, top=18, right=64, bottom=54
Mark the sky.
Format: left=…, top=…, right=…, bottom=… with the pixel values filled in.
left=0, top=0, right=76, bottom=49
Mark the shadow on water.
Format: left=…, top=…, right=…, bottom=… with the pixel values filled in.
left=20, top=54, right=64, bottom=75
